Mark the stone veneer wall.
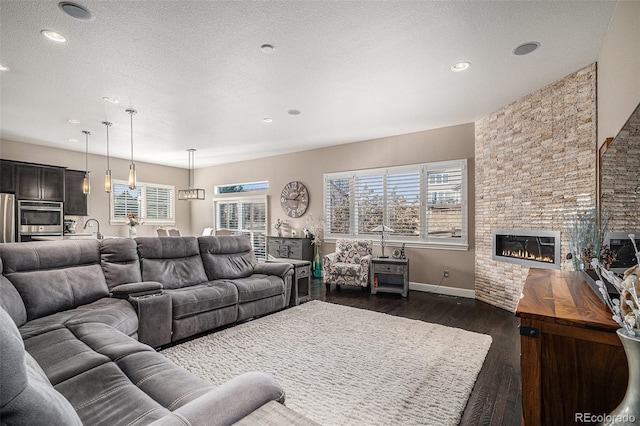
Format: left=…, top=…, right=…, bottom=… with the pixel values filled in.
left=601, top=102, right=640, bottom=232
left=475, top=64, right=597, bottom=312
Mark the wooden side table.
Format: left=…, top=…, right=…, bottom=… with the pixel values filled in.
left=267, top=258, right=311, bottom=306
left=516, top=268, right=627, bottom=425
left=370, top=258, right=409, bottom=297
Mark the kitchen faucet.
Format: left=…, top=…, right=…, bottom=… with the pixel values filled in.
left=83, top=219, right=103, bottom=240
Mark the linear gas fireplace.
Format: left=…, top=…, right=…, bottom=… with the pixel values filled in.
left=492, top=230, right=561, bottom=270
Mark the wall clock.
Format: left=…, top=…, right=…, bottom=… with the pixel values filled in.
left=280, top=181, right=309, bottom=218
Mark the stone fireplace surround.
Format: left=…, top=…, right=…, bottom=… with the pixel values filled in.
left=475, top=64, right=597, bottom=312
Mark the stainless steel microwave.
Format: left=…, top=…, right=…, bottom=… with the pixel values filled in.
left=18, top=200, right=64, bottom=238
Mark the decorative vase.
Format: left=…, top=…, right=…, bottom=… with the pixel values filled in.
left=603, top=329, right=640, bottom=425
left=128, top=226, right=137, bottom=238
left=313, top=253, right=322, bottom=278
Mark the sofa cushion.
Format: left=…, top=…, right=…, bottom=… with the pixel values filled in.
left=100, top=238, right=142, bottom=289
left=8, top=264, right=110, bottom=321
left=137, top=237, right=209, bottom=289
left=23, top=327, right=111, bottom=386
left=0, top=258, right=27, bottom=327
left=0, top=239, right=101, bottom=273
left=198, top=236, right=256, bottom=280
left=165, top=281, right=238, bottom=319
left=229, top=275, right=285, bottom=303
left=0, top=307, right=82, bottom=425
left=0, top=239, right=110, bottom=321
left=18, top=298, right=138, bottom=340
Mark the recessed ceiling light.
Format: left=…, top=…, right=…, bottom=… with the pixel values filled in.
left=288, top=109, right=301, bottom=116
left=261, top=44, right=275, bottom=53
left=102, top=97, right=119, bottom=104
left=262, top=117, right=273, bottom=123
left=68, top=119, right=81, bottom=124
left=0, top=64, right=9, bottom=71
left=41, top=30, right=67, bottom=43
left=450, top=62, right=470, bottom=72
left=514, top=42, right=541, bottom=56
left=68, top=138, right=79, bottom=142
left=58, top=2, right=93, bottom=21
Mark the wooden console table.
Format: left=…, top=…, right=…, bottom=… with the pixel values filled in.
left=516, top=269, right=628, bottom=425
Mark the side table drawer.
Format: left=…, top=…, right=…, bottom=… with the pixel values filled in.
left=374, top=264, right=405, bottom=275
left=297, top=265, right=311, bottom=278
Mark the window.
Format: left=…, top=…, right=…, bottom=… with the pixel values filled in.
left=324, top=159, right=468, bottom=249
left=111, top=181, right=175, bottom=224
left=215, top=181, right=269, bottom=194
left=213, top=196, right=268, bottom=261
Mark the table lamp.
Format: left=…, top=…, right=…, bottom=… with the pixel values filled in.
left=371, top=225, right=394, bottom=258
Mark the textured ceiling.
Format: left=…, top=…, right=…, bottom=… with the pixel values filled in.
left=0, top=1, right=616, bottom=168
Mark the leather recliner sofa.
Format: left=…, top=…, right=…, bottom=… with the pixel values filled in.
left=0, top=235, right=294, bottom=425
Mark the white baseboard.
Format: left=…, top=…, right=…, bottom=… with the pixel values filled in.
left=409, top=282, right=475, bottom=299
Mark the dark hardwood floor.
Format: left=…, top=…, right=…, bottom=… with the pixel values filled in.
left=310, top=278, right=522, bottom=426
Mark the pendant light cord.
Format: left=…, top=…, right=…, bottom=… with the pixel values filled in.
left=126, top=109, right=137, bottom=166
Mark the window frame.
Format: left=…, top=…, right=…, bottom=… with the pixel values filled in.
left=323, top=159, right=468, bottom=250
left=109, top=180, right=176, bottom=225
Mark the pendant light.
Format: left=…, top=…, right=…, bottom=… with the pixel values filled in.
left=102, top=121, right=112, bottom=192
left=126, top=109, right=137, bottom=189
left=178, top=148, right=205, bottom=200
left=81, top=130, right=91, bottom=194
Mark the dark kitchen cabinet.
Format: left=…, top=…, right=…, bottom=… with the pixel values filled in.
left=64, top=170, right=87, bottom=216
left=16, top=164, right=64, bottom=201
left=0, top=160, right=15, bottom=193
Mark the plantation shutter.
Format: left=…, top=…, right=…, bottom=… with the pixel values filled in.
left=324, top=175, right=352, bottom=236
left=113, top=183, right=141, bottom=219
left=217, top=202, right=239, bottom=230
left=424, top=161, right=465, bottom=240
left=387, top=171, right=420, bottom=237
left=214, top=197, right=268, bottom=261
left=354, top=173, right=384, bottom=235
left=145, top=186, right=174, bottom=220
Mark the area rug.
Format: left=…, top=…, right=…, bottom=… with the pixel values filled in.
left=161, top=301, right=492, bottom=425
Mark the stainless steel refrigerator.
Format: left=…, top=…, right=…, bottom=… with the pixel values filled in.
left=1, top=193, right=16, bottom=243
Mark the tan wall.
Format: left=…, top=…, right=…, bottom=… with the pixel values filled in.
left=597, top=0, right=640, bottom=147
left=0, top=139, right=190, bottom=238
left=191, top=123, right=476, bottom=291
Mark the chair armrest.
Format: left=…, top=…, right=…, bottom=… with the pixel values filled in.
left=148, top=372, right=285, bottom=426
left=323, top=252, right=339, bottom=266
left=111, top=281, right=163, bottom=299
left=360, top=254, right=372, bottom=267
left=254, top=262, right=293, bottom=278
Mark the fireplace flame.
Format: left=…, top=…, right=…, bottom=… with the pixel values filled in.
left=501, top=249, right=553, bottom=264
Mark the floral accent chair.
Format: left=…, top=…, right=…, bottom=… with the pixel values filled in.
left=323, top=239, right=373, bottom=292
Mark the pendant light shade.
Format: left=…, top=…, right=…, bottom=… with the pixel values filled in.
left=178, top=149, right=205, bottom=200
left=82, top=130, right=91, bottom=195
left=102, top=121, right=112, bottom=192
left=126, top=109, right=137, bottom=190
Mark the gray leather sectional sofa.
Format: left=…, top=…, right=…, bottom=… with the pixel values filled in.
left=0, top=235, right=294, bottom=425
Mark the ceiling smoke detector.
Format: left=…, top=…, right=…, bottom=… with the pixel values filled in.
left=59, top=2, right=93, bottom=21
left=261, top=44, right=275, bottom=53
left=514, top=42, right=540, bottom=56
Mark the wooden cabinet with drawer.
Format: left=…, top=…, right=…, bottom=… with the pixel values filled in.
left=370, top=258, right=409, bottom=297
left=267, top=237, right=313, bottom=262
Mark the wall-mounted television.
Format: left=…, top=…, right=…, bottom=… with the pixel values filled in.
left=604, top=232, right=640, bottom=274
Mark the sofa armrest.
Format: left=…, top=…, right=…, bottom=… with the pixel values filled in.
left=111, top=281, right=163, bottom=299
left=254, top=262, right=293, bottom=278
left=148, top=372, right=285, bottom=426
